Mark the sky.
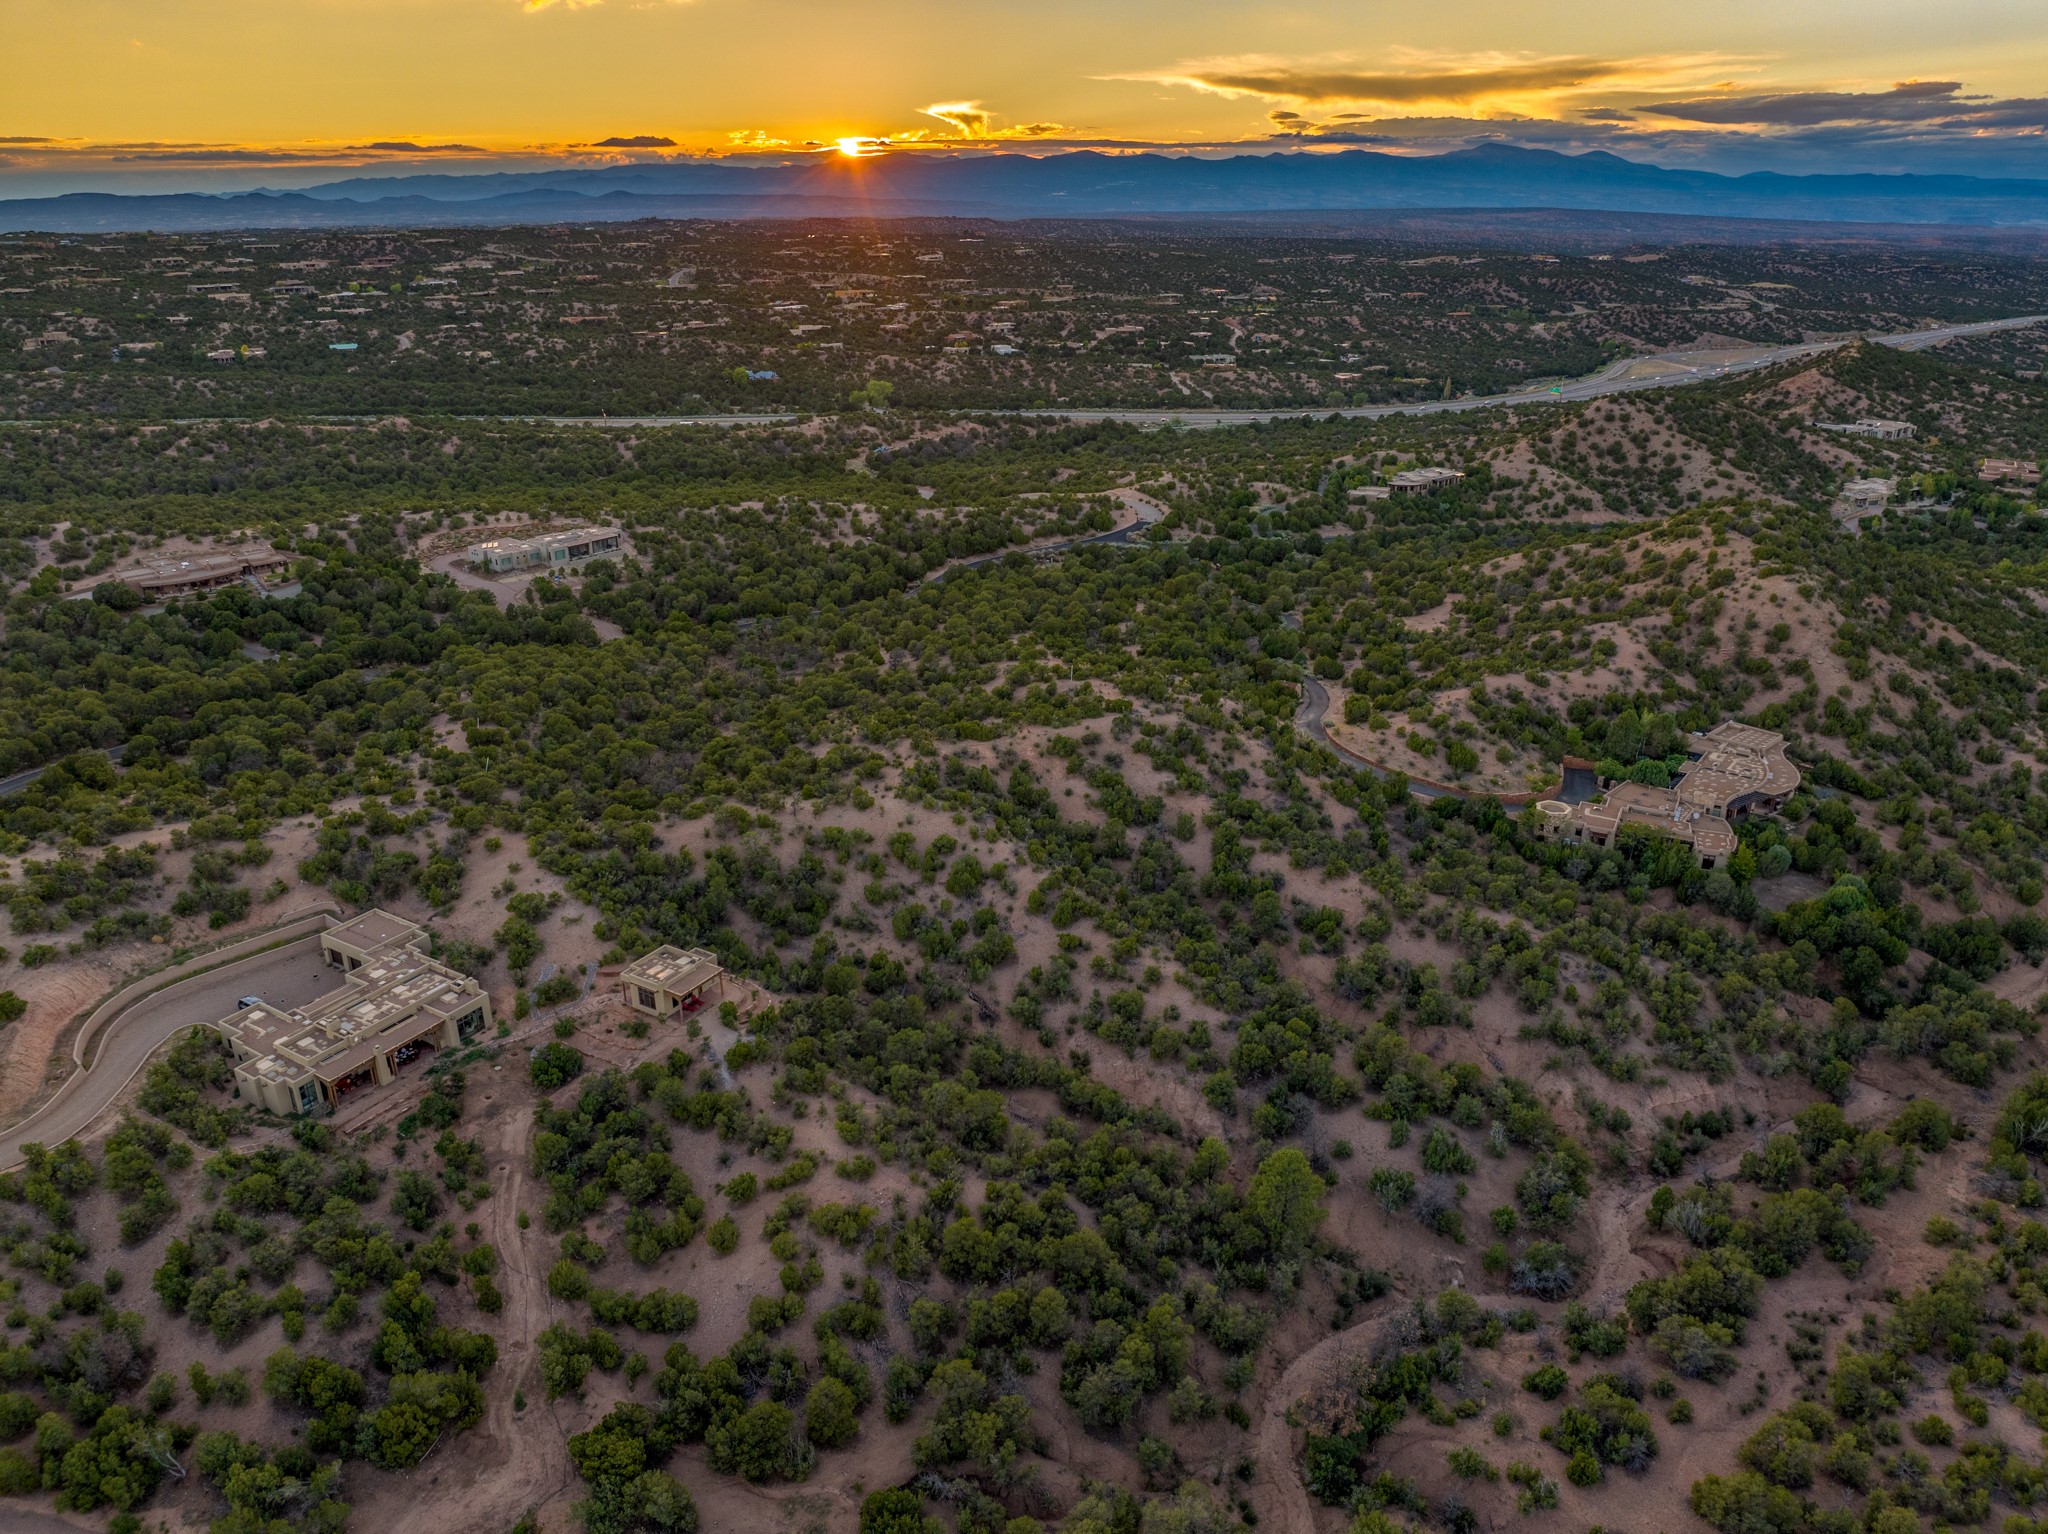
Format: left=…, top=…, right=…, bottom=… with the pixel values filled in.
left=5, top=0, right=2048, bottom=197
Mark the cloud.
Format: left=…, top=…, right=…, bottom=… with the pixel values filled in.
left=1641, top=80, right=2048, bottom=129
left=1156, top=56, right=1638, bottom=106
left=912, top=102, right=1068, bottom=140
left=0, top=136, right=58, bottom=145
left=921, top=101, right=992, bottom=137
left=590, top=135, right=676, bottom=148
left=522, top=0, right=601, bottom=11
left=108, top=147, right=371, bottom=164
left=353, top=141, right=488, bottom=154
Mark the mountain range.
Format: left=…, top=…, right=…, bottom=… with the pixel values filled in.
left=6, top=144, right=2048, bottom=233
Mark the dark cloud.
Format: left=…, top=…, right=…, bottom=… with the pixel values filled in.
left=109, top=148, right=365, bottom=163
left=354, top=141, right=489, bottom=153
left=0, top=136, right=57, bottom=145
left=1183, top=58, right=1628, bottom=104
left=590, top=135, right=676, bottom=148
left=1577, top=108, right=1637, bottom=123
left=1642, top=80, right=2048, bottom=129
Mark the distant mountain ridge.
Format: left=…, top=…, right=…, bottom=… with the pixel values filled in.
left=7, top=144, right=2048, bottom=233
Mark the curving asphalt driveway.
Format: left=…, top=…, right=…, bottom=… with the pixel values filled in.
left=1295, top=675, right=1454, bottom=800
left=0, top=742, right=127, bottom=801
left=0, top=940, right=342, bottom=1172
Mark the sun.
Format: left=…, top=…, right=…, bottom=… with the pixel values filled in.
left=836, top=137, right=869, bottom=158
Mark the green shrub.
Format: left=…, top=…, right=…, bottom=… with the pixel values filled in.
left=805, top=1376, right=861, bottom=1449
left=1911, top=1414, right=1954, bottom=1446
left=530, top=1042, right=585, bottom=1091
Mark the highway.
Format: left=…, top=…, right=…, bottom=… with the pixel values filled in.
left=1004, top=313, right=2048, bottom=429
left=3, top=314, right=2038, bottom=438
left=476, top=312, right=2047, bottom=432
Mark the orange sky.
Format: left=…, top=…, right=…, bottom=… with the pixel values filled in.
left=6, top=0, right=2048, bottom=183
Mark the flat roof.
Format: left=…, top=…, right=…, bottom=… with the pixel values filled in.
left=469, top=527, right=620, bottom=556
left=326, top=908, right=425, bottom=952
left=221, top=931, right=481, bottom=1081
left=1676, top=722, right=1798, bottom=809
left=620, top=944, right=723, bottom=994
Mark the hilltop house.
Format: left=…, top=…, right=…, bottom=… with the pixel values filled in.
left=465, top=526, right=622, bottom=574
left=619, top=945, right=726, bottom=1019
left=1530, top=722, right=1799, bottom=870
left=215, top=909, right=491, bottom=1115
left=1820, top=419, right=1916, bottom=441
left=99, top=544, right=291, bottom=600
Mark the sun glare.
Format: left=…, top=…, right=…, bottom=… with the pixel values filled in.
left=836, top=137, right=869, bottom=157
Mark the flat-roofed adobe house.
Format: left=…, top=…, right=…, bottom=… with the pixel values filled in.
left=466, top=527, right=622, bottom=574
left=619, top=945, right=725, bottom=1020
left=214, top=909, right=491, bottom=1115
left=1530, top=722, right=1799, bottom=870
left=101, top=544, right=291, bottom=600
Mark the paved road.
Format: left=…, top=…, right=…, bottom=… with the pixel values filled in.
left=1005, top=313, right=2048, bottom=429
left=926, top=487, right=1169, bottom=582
left=0, top=742, right=126, bottom=800
left=497, top=412, right=804, bottom=428
left=2, top=314, right=2037, bottom=438
left=433, top=313, right=2047, bottom=433
left=1295, top=675, right=1453, bottom=800
left=0, top=940, right=342, bottom=1170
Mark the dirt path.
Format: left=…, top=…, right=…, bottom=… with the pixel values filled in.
left=1254, top=1310, right=1388, bottom=1534
left=376, top=1099, right=578, bottom=1534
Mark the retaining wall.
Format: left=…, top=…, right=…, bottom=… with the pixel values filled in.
left=0, top=906, right=342, bottom=1166
left=74, top=906, right=341, bottom=1069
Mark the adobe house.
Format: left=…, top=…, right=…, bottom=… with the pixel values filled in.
left=1530, top=722, right=1799, bottom=870
left=465, top=527, right=622, bottom=574
left=618, top=945, right=725, bottom=1020
left=215, top=909, right=491, bottom=1115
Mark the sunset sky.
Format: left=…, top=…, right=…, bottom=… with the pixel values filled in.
left=6, top=0, right=2048, bottom=194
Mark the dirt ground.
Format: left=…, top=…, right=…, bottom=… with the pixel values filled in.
left=1, top=621, right=2043, bottom=1534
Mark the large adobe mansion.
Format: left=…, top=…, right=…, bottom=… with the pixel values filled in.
left=1530, top=721, right=1799, bottom=869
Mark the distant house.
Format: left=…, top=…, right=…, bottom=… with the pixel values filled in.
left=1819, top=419, right=1916, bottom=440
left=1388, top=467, right=1465, bottom=494
left=101, top=543, right=291, bottom=599
left=1348, top=485, right=1392, bottom=502
left=1979, top=459, right=2042, bottom=485
left=1840, top=477, right=1895, bottom=512
left=466, top=526, right=622, bottom=574
left=746, top=369, right=778, bottom=381
left=1530, top=723, right=1799, bottom=870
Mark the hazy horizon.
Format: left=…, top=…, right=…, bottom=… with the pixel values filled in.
left=8, top=0, right=2048, bottom=199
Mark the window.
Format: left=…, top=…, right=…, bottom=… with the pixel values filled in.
left=637, top=987, right=656, bottom=1009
